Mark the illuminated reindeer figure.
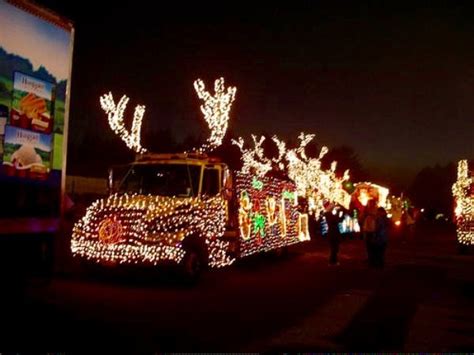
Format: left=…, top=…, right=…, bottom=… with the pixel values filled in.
left=232, top=135, right=272, bottom=177
left=272, top=132, right=350, bottom=213
left=271, top=133, right=329, bottom=196
left=99, top=77, right=236, bottom=154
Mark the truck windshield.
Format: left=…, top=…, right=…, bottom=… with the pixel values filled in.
left=116, top=164, right=201, bottom=197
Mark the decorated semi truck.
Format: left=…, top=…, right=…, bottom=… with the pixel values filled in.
left=71, top=78, right=319, bottom=280
left=71, top=151, right=310, bottom=279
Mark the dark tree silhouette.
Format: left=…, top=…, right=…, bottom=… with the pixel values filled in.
left=321, top=145, right=369, bottom=182
left=176, top=133, right=199, bottom=152
left=144, top=127, right=179, bottom=153
left=213, top=129, right=243, bottom=172
left=407, top=162, right=457, bottom=219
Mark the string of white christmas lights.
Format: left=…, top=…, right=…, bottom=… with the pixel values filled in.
left=99, top=92, right=147, bottom=154
left=193, top=77, right=236, bottom=152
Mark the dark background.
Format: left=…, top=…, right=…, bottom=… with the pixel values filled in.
left=35, top=0, right=474, bottom=212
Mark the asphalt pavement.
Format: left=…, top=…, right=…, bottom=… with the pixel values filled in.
left=0, top=221, right=473, bottom=352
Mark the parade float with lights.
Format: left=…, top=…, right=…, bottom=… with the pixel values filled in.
left=70, top=77, right=350, bottom=279
left=385, top=194, right=412, bottom=227
left=336, top=181, right=389, bottom=234
left=452, top=159, right=474, bottom=247
left=351, top=182, right=389, bottom=211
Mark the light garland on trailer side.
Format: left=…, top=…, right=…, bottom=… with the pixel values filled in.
left=71, top=193, right=234, bottom=267
left=99, top=92, right=147, bottom=154
left=266, top=197, right=277, bottom=226
left=279, top=196, right=288, bottom=238
left=297, top=213, right=310, bottom=241
left=235, top=173, right=310, bottom=258
left=206, top=238, right=235, bottom=268
left=193, top=77, right=236, bottom=152
left=452, top=160, right=474, bottom=245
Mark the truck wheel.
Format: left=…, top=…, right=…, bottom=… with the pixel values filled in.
left=181, top=249, right=202, bottom=284
left=273, top=246, right=289, bottom=258
left=458, top=242, right=469, bottom=255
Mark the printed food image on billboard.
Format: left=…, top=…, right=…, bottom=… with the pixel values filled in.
left=10, top=72, right=55, bottom=134
left=2, top=125, right=51, bottom=180
left=0, top=0, right=73, bottom=171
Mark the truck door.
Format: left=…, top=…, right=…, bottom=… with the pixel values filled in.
left=202, top=167, right=220, bottom=196
left=202, top=165, right=234, bottom=227
left=221, top=166, right=235, bottom=227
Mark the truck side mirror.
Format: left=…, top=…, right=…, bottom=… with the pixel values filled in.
left=107, top=167, right=114, bottom=194
left=221, top=187, right=233, bottom=200
left=221, top=167, right=233, bottom=200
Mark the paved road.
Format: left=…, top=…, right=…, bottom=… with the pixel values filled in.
left=1, top=222, right=473, bottom=352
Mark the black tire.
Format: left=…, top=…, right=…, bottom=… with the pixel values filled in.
left=227, top=238, right=240, bottom=260
left=458, top=242, right=469, bottom=255
left=180, top=249, right=202, bottom=284
left=272, top=246, right=289, bottom=258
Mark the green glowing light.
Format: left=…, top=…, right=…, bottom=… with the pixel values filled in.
left=252, top=177, right=264, bottom=190
left=253, top=213, right=266, bottom=236
left=282, top=190, right=295, bottom=200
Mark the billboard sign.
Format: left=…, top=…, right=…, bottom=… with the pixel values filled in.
left=0, top=0, right=74, bottom=219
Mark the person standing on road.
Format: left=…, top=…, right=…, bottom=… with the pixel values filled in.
left=325, top=204, right=342, bottom=266
left=362, top=199, right=377, bottom=265
left=372, top=207, right=390, bottom=268
left=405, top=208, right=416, bottom=241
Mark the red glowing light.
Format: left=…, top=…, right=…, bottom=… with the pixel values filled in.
left=98, top=216, right=123, bottom=244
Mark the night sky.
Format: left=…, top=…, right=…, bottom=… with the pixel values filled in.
left=37, top=1, right=474, bottom=187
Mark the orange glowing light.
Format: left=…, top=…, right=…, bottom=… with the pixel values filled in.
left=98, top=217, right=123, bottom=244
left=395, top=220, right=401, bottom=227
left=358, top=189, right=369, bottom=206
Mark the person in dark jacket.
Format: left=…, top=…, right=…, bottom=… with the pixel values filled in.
left=372, top=207, right=390, bottom=268
left=362, top=199, right=377, bottom=265
left=325, top=204, right=342, bottom=265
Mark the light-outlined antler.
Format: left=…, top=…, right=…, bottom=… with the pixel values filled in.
left=271, top=135, right=287, bottom=169
left=296, top=132, right=316, bottom=161
left=194, top=77, right=237, bottom=152
left=232, top=135, right=272, bottom=177
left=100, top=92, right=147, bottom=154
